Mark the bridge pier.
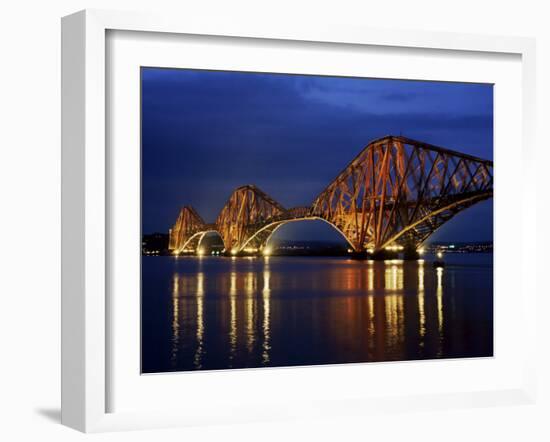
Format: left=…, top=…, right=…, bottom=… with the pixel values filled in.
left=366, top=247, right=419, bottom=261
left=369, top=250, right=398, bottom=261
left=402, top=246, right=420, bottom=261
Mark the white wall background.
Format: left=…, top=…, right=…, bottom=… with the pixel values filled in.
left=0, top=1, right=548, bottom=441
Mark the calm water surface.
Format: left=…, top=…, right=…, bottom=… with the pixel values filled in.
left=141, top=254, right=493, bottom=373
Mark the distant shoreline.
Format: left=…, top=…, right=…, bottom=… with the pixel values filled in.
left=142, top=250, right=494, bottom=257
left=141, top=232, right=493, bottom=256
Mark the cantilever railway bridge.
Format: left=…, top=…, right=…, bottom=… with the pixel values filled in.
left=168, top=136, right=493, bottom=256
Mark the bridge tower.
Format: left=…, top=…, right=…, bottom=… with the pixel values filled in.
left=311, top=136, right=493, bottom=253
left=216, top=185, right=285, bottom=254
left=168, top=206, right=207, bottom=253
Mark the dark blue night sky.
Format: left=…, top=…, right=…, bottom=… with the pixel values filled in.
left=141, top=68, right=493, bottom=243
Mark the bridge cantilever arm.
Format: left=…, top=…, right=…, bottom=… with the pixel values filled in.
left=379, top=191, right=493, bottom=251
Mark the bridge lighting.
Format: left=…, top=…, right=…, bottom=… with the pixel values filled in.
left=172, top=250, right=179, bottom=256
left=437, top=251, right=443, bottom=259
left=385, top=245, right=403, bottom=252
left=168, top=138, right=492, bottom=256
left=367, top=248, right=374, bottom=254
left=263, top=247, right=272, bottom=256
left=197, top=248, right=205, bottom=256
left=347, top=248, right=353, bottom=253
left=417, top=247, right=425, bottom=255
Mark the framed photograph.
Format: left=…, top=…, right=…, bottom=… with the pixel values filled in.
left=61, top=9, right=537, bottom=432
left=142, top=72, right=498, bottom=374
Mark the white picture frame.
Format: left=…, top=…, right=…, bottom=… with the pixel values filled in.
left=61, top=9, right=537, bottom=433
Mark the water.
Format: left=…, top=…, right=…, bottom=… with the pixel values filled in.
left=141, top=254, right=493, bottom=373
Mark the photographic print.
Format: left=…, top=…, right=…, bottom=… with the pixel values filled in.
left=141, top=68, right=493, bottom=373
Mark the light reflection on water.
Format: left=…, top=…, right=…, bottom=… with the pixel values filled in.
left=262, top=261, right=271, bottom=364
left=418, top=262, right=426, bottom=343
left=143, top=255, right=493, bottom=373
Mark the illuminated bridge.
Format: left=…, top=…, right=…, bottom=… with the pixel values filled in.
left=168, top=136, right=493, bottom=256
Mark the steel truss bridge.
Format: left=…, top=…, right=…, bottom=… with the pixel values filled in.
left=168, top=136, right=493, bottom=256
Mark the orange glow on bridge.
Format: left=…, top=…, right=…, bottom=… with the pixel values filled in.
left=168, top=136, right=493, bottom=255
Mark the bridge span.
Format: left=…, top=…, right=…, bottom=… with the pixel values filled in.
left=168, top=135, right=493, bottom=256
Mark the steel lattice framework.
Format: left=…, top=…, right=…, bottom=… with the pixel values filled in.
left=168, top=136, right=493, bottom=255
left=215, top=185, right=285, bottom=253
left=168, top=206, right=207, bottom=252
